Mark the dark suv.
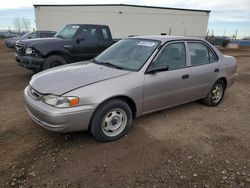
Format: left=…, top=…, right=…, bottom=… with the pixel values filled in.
left=15, top=24, right=114, bottom=72
left=5, top=31, right=56, bottom=48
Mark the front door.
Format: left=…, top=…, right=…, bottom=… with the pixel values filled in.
left=73, top=26, right=100, bottom=61
left=143, top=42, right=191, bottom=112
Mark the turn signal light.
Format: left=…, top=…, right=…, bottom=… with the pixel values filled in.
left=70, top=98, right=79, bottom=106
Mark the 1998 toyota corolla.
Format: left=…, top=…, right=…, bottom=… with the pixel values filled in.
left=24, top=36, right=237, bottom=141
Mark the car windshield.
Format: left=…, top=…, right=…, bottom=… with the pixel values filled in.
left=95, top=39, right=160, bottom=71
left=55, top=25, right=79, bottom=39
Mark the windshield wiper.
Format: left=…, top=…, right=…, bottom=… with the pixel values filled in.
left=90, top=58, right=100, bottom=64
left=92, top=59, right=131, bottom=71
left=100, top=62, right=124, bottom=70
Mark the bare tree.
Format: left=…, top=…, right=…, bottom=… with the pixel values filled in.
left=13, top=17, right=22, bottom=33
left=22, top=18, right=31, bottom=32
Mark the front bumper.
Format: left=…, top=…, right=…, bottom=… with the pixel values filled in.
left=24, top=86, right=95, bottom=132
left=16, top=55, right=45, bottom=71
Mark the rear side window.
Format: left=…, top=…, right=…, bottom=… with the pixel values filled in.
left=208, top=48, right=218, bottom=63
left=154, top=42, right=186, bottom=71
left=101, top=28, right=111, bottom=40
left=188, top=42, right=218, bottom=66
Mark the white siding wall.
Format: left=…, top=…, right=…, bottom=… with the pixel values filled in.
left=34, top=5, right=209, bottom=38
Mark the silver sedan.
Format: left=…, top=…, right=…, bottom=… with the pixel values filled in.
left=24, top=36, right=237, bottom=141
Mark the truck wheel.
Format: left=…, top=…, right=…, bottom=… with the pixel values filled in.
left=43, top=55, right=67, bottom=70
left=90, top=99, right=132, bottom=142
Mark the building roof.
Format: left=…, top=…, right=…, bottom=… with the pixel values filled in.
left=33, top=4, right=211, bottom=14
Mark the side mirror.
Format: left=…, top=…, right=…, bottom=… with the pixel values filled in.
left=146, top=63, right=168, bottom=74
left=76, top=35, right=85, bottom=43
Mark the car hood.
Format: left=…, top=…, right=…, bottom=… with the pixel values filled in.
left=30, top=61, right=131, bottom=95
left=18, top=37, right=62, bottom=47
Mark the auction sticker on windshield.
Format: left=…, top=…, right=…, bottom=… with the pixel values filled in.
left=137, top=41, right=156, bottom=47
left=72, top=26, right=80, bottom=29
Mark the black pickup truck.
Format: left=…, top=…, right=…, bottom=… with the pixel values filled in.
left=15, top=24, right=114, bottom=71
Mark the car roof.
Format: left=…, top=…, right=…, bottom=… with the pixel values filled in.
left=129, top=35, right=206, bottom=43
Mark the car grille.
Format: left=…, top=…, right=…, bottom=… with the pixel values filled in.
left=15, top=44, right=25, bottom=56
left=29, top=87, right=43, bottom=100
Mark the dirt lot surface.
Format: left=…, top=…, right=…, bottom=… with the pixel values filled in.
left=0, top=39, right=249, bottom=188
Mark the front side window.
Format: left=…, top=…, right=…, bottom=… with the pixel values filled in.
left=153, top=42, right=186, bottom=71
left=77, top=27, right=97, bottom=41
left=188, top=42, right=211, bottom=66
left=95, top=39, right=160, bottom=71
left=55, top=25, right=79, bottom=39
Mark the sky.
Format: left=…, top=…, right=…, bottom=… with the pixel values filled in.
left=0, top=0, right=249, bottom=38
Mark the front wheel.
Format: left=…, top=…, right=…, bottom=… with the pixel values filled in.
left=42, top=55, right=67, bottom=70
left=90, top=99, right=132, bottom=142
left=203, top=80, right=225, bottom=106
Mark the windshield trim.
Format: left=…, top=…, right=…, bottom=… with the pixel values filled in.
left=95, top=38, right=161, bottom=72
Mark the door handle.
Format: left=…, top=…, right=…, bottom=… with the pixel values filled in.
left=214, top=68, right=219, bottom=72
left=182, top=74, right=189, bottom=79
left=63, top=45, right=72, bottom=49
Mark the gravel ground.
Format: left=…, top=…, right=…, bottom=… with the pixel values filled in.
left=0, top=39, right=250, bottom=188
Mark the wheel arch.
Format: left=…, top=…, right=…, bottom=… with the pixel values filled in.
left=218, top=77, right=227, bottom=89
left=89, top=95, right=137, bottom=130
left=45, top=51, right=72, bottom=63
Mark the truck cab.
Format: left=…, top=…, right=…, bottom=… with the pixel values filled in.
left=15, top=24, right=114, bottom=72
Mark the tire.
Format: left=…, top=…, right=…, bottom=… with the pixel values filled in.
left=42, top=55, right=67, bottom=70
left=203, top=79, right=225, bottom=106
left=90, top=99, right=132, bottom=142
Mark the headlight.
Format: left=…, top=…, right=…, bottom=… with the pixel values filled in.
left=25, top=47, right=43, bottom=57
left=42, top=95, right=79, bottom=108
left=25, top=47, right=33, bottom=55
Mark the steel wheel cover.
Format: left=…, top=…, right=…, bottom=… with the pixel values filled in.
left=101, top=108, right=128, bottom=137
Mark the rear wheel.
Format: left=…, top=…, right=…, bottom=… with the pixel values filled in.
left=90, top=99, right=132, bottom=142
left=203, top=80, right=225, bottom=106
left=42, top=55, right=67, bottom=70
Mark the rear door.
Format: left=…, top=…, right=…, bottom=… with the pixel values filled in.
left=143, top=41, right=191, bottom=112
left=187, top=41, right=220, bottom=100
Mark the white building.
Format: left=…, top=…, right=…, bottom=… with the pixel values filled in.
left=34, top=4, right=210, bottom=38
